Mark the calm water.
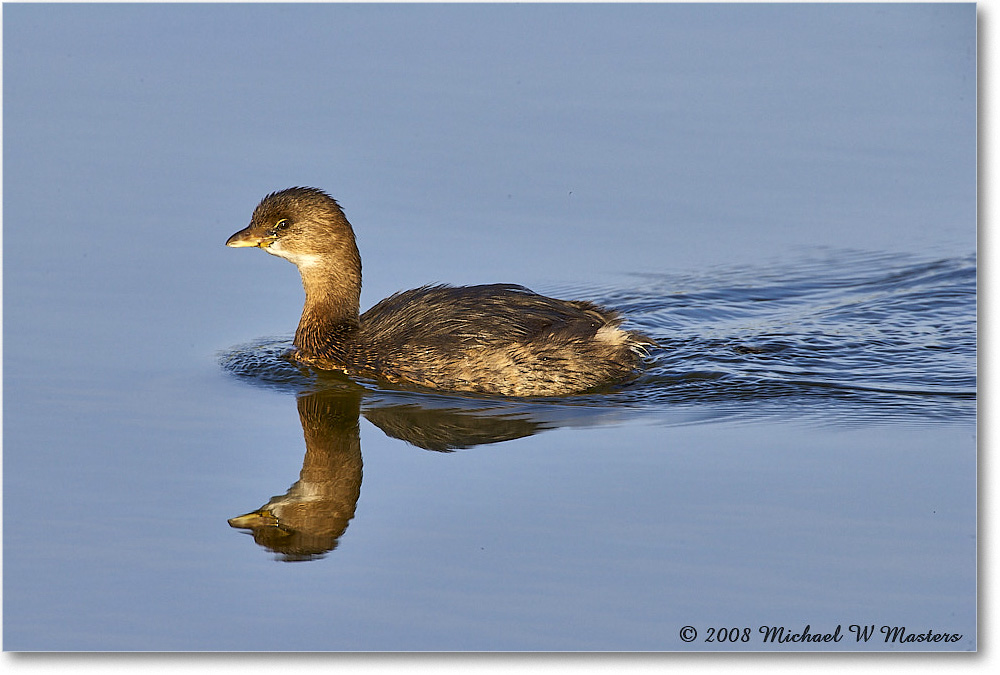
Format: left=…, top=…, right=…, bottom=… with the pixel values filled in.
left=3, top=3, right=976, bottom=652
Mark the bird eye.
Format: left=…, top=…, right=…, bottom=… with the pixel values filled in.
left=275, top=219, right=291, bottom=230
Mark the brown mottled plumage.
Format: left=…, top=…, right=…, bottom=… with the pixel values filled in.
left=226, top=187, right=654, bottom=396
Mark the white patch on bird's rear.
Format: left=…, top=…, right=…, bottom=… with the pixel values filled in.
left=595, top=324, right=628, bottom=346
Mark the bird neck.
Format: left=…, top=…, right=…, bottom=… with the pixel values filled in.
left=293, top=253, right=362, bottom=358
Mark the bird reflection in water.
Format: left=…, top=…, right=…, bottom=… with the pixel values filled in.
left=228, top=389, right=363, bottom=562
left=228, top=386, right=551, bottom=561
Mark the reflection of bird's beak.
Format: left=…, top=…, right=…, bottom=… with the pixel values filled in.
left=226, top=228, right=264, bottom=248
left=228, top=509, right=277, bottom=528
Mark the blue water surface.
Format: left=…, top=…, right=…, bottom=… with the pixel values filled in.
left=3, top=3, right=976, bottom=651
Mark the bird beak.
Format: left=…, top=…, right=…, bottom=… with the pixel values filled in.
left=226, top=227, right=263, bottom=248
left=228, top=509, right=277, bottom=529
